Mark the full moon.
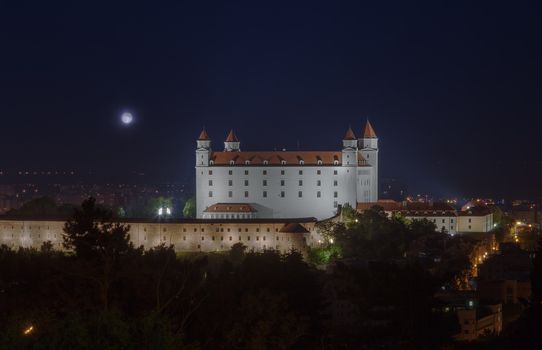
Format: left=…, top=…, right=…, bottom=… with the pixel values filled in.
left=121, top=112, right=133, bottom=125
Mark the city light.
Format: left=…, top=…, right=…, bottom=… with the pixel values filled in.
left=23, top=325, right=34, bottom=335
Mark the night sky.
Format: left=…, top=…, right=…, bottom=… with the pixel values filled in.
left=1, top=1, right=541, bottom=198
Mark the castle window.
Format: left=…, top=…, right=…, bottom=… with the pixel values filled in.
left=281, top=180, right=285, bottom=186
left=298, top=191, right=302, bottom=198
left=263, top=191, right=267, bottom=198
left=209, top=180, right=213, bottom=186
left=263, top=180, right=267, bottom=186
left=317, top=170, right=321, bottom=175
left=208, top=170, right=213, bottom=175
left=333, top=170, right=338, bottom=175
left=299, top=170, right=303, bottom=175
left=333, top=180, right=338, bottom=186
left=208, top=191, right=213, bottom=197
left=244, top=191, right=249, bottom=198
left=280, top=191, right=285, bottom=198
left=229, top=170, right=233, bottom=175
left=228, top=180, right=233, bottom=186
left=317, top=191, right=321, bottom=198
left=281, top=170, right=285, bottom=175
left=334, top=191, right=338, bottom=198
left=228, top=191, right=232, bottom=198
left=244, top=170, right=249, bottom=175
left=244, top=180, right=249, bottom=186
left=299, top=180, right=303, bottom=186
left=263, top=170, right=267, bottom=175
left=317, top=180, right=321, bottom=186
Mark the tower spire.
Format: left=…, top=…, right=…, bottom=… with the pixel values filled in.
left=363, top=120, right=377, bottom=138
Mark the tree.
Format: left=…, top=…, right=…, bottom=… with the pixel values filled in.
left=182, top=197, right=196, bottom=218
left=63, top=197, right=138, bottom=312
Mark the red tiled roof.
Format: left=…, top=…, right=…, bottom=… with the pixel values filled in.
left=225, top=130, right=239, bottom=142
left=204, top=203, right=257, bottom=213
left=209, top=151, right=369, bottom=166
left=363, top=120, right=377, bottom=138
left=357, top=200, right=456, bottom=214
left=458, top=206, right=492, bottom=216
left=198, top=129, right=210, bottom=140
left=344, top=127, right=356, bottom=140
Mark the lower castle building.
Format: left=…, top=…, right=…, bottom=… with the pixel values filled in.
left=195, top=121, right=379, bottom=220
left=0, top=218, right=320, bottom=255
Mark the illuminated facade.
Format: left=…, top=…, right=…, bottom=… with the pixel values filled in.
left=195, top=121, right=379, bottom=220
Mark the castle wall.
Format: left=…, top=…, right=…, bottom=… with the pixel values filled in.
left=196, top=166, right=361, bottom=220
left=0, top=219, right=319, bottom=255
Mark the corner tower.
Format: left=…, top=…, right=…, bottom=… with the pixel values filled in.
left=359, top=121, right=379, bottom=201
left=224, top=130, right=240, bottom=151
left=196, top=129, right=211, bottom=166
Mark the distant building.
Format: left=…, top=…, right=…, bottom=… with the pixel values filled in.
left=477, top=243, right=532, bottom=304
left=456, top=304, right=502, bottom=341
left=356, top=200, right=494, bottom=234
left=195, top=121, right=379, bottom=220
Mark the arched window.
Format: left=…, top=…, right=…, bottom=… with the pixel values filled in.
left=317, top=160, right=323, bottom=165
left=209, top=160, right=214, bottom=165
left=245, top=160, right=250, bottom=165
left=229, top=160, right=235, bottom=165
left=263, top=160, right=269, bottom=165
left=299, top=160, right=304, bottom=165
left=281, top=160, right=286, bottom=165
left=333, top=160, right=339, bottom=165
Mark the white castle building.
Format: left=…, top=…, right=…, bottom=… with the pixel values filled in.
left=195, top=121, right=379, bottom=220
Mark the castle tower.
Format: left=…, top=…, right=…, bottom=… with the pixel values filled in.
left=224, top=130, right=240, bottom=151
left=359, top=120, right=379, bottom=201
left=196, top=129, right=211, bottom=166
left=342, top=127, right=357, bottom=166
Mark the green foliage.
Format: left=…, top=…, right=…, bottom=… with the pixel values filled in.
left=182, top=197, right=196, bottom=218
left=308, top=245, right=342, bottom=265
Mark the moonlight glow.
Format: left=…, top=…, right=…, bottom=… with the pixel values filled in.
left=121, top=112, right=133, bottom=125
